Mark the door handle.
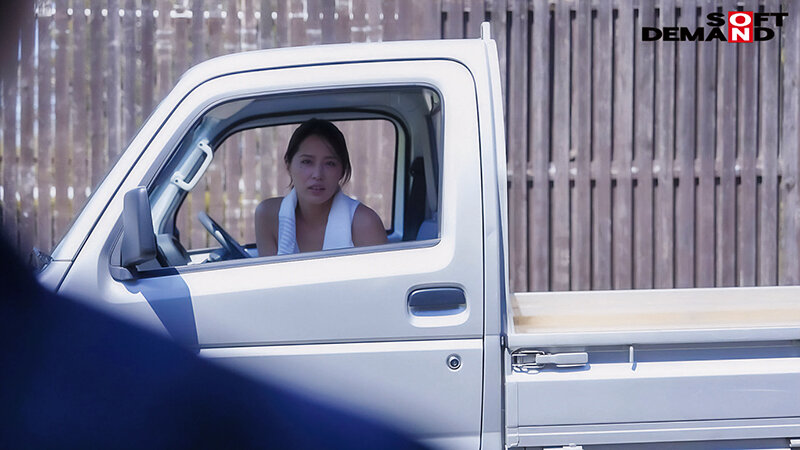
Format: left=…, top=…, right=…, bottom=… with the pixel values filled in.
left=534, top=352, right=588, bottom=366
left=408, top=287, right=466, bottom=316
left=511, top=349, right=589, bottom=371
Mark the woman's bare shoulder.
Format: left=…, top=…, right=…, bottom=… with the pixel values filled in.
left=352, top=204, right=387, bottom=246
left=255, top=197, right=283, bottom=257
left=255, top=197, right=283, bottom=233
left=255, top=197, right=283, bottom=219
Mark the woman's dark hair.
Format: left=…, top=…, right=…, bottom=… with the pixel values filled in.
left=284, top=118, right=352, bottom=184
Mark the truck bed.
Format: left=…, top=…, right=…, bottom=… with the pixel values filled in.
left=506, top=286, right=800, bottom=447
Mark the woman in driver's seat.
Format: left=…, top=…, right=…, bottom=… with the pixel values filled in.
left=255, top=119, right=387, bottom=256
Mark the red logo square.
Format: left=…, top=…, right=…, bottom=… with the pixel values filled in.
left=728, top=11, right=754, bottom=43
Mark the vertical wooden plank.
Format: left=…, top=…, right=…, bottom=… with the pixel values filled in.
left=274, top=0, right=291, bottom=192
left=206, top=6, right=225, bottom=239
left=259, top=0, right=276, bottom=48
left=142, top=0, right=156, bottom=116
left=529, top=0, right=550, bottom=291
left=570, top=0, right=591, bottom=290
left=38, top=12, right=54, bottom=251
left=417, top=0, right=445, bottom=40
left=321, top=0, right=336, bottom=43
left=122, top=0, right=137, bottom=143
left=367, top=0, right=383, bottom=43
left=351, top=0, right=367, bottom=43
left=73, top=3, right=89, bottom=213
left=260, top=125, right=280, bottom=200
left=397, top=0, right=413, bottom=40
left=758, top=0, right=779, bottom=285
left=90, top=0, right=106, bottom=191
left=779, top=0, right=800, bottom=284
left=715, top=0, right=737, bottom=287
left=334, top=0, right=351, bottom=43
left=157, top=0, right=176, bottom=234
left=420, top=0, right=445, bottom=39
left=174, top=4, right=192, bottom=244
left=19, top=5, right=36, bottom=253
left=488, top=0, right=506, bottom=98
left=464, top=0, right=485, bottom=39
left=190, top=0, right=208, bottom=248
left=343, top=124, right=377, bottom=212
left=633, top=0, right=654, bottom=289
left=377, top=121, right=395, bottom=223
left=156, top=0, right=174, bottom=100
left=54, top=0, right=71, bottom=241
left=289, top=0, right=306, bottom=46
left=342, top=120, right=360, bottom=203
left=255, top=123, right=269, bottom=211
left=695, top=0, right=717, bottom=287
left=365, top=0, right=384, bottom=213
left=107, top=0, right=121, bottom=163
left=551, top=0, right=570, bottom=291
left=193, top=0, right=207, bottom=62
left=1, top=31, right=18, bottom=243
left=306, top=0, right=322, bottom=45
left=242, top=0, right=258, bottom=242
left=653, top=0, right=675, bottom=288
left=224, top=0, right=242, bottom=237
left=174, top=8, right=190, bottom=80
left=381, top=0, right=399, bottom=41
left=736, top=0, right=758, bottom=286
left=344, top=0, right=367, bottom=203
left=442, top=0, right=464, bottom=39
left=257, top=0, right=277, bottom=243
left=674, top=0, right=696, bottom=288
left=275, top=0, right=289, bottom=46
left=252, top=0, right=270, bottom=227
left=172, top=5, right=188, bottom=240
left=612, top=0, right=634, bottom=289
left=507, top=0, right=528, bottom=291
left=592, top=0, right=613, bottom=290
left=275, top=128, right=291, bottom=197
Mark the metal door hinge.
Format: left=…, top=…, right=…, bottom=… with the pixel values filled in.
left=511, top=349, right=588, bottom=372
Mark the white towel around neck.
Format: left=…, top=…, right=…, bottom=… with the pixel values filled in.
left=276, top=188, right=360, bottom=255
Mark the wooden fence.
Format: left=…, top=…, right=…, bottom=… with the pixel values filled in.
left=1, top=0, right=799, bottom=292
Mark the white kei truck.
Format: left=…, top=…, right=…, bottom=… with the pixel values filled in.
left=37, top=24, right=800, bottom=450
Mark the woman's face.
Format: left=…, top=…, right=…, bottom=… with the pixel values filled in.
left=288, top=134, right=344, bottom=206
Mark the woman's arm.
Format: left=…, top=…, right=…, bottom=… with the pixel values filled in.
left=352, top=204, right=388, bottom=247
left=255, top=197, right=282, bottom=256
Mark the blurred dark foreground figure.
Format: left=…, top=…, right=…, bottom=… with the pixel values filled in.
left=0, top=233, right=428, bottom=449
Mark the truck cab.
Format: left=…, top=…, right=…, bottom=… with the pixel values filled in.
left=40, top=25, right=800, bottom=449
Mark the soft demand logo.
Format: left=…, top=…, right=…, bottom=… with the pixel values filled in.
left=642, top=11, right=788, bottom=42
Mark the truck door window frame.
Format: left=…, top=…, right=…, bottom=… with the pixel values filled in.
left=110, top=84, right=446, bottom=276
left=167, top=115, right=402, bottom=254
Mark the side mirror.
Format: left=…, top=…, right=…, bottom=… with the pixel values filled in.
left=121, top=187, right=156, bottom=269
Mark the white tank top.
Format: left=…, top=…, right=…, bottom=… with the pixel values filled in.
left=276, top=188, right=360, bottom=255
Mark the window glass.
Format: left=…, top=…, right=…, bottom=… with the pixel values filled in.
left=174, top=119, right=396, bottom=253
left=146, top=86, right=442, bottom=268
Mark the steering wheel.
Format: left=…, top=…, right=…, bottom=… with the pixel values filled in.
left=197, top=211, right=250, bottom=259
